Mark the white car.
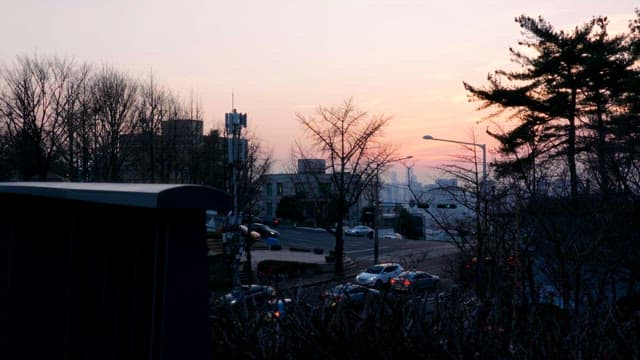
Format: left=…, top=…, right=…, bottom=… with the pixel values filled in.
left=345, top=225, right=373, bottom=237
left=383, top=233, right=403, bottom=240
left=355, top=263, right=404, bottom=289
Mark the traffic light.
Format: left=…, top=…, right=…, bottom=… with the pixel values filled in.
left=436, top=203, right=457, bottom=209
left=417, top=202, right=429, bottom=209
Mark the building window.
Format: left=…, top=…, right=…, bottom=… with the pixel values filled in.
left=277, top=183, right=284, bottom=195
left=294, top=182, right=305, bottom=196
left=266, top=183, right=273, bottom=196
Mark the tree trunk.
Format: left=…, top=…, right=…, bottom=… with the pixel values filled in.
left=334, top=200, right=346, bottom=278
left=568, top=88, right=578, bottom=198
left=596, top=108, right=609, bottom=194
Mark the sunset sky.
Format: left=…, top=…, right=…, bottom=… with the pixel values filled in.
left=1, top=0, right=638, bottom=183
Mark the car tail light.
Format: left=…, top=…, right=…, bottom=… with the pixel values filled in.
left=403, top=279, right=411, bottom=286
left=274, top=311, right=281, bottom=318
left=390, top=278, right=397, bottom=285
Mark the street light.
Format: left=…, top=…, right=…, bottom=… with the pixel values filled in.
left=422, top=134, right=487, bottom=289
left=422, top=135, right=486, bottom=182
left=374, top=155, right=413, bottom=264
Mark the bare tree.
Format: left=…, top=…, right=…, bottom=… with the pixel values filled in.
left=237, top=132, right=273, bottom=216
left=0, top=125, right=10, bottom=179
left=90, top=66, right=138, bottom=181
left=56, top=60, right=92, bottom=180
left=197, top=128, right=226, bottom=189
left=132, top=71, right=172, bottom=182
left=284, top=142, right=338, bottom=227
left=0, top=55, right=72, bottom=180
left=297, top=98, right=395, bottom=278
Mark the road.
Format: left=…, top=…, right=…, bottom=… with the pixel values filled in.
left=276, top=226, right=457, bottom=264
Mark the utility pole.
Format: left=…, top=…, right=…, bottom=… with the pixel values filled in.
left=373, top=167, right=380, bottom=264
left=225, top=108, right=247, bottom=288
left=422, top=134, right=488, bottom=291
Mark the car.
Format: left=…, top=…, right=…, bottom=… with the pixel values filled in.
left=217, top=284, right=277, bottom=310
left=248, top=223, right=280, bottom=239
left=345, top=225, right=373, bottom=237
left=215, top=285, right=295, bottom=319
left=390, top=270, right=440, bottom=293
left=383, top=232, right=403, bottom=240
left=355, top=262, right=405, bottom=289
left=241, top=215, right=264, bottom=225
left=254, top=216, right=280, bottom=227
left=206, top=210, right=224, bottom=237
left=320, top=283, right=381, bottom=308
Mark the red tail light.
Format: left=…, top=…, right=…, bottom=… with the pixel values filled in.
left=403, top=279, right=411, bottom=287
left=390, top=278, right=397, bottom=285
left=274, top=311, right=281, bottom=318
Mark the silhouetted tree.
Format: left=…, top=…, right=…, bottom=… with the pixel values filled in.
left=91, top=66, right=139, bottom=181
left=236, top=133, right=273, bottom=216
left=0, top=55, right=71, bottom=179
left=198, top=129, right=226, bottom=189
left=465, top=16, right=594, bottom=197
left=297, top=98, right=396, bottom=277
left=133, top=71, right=171, bottom=182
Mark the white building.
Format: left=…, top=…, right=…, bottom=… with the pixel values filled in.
left=257, top=159, right=364, bottom=226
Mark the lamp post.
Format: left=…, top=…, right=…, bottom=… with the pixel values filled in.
left=422, top=135, right=486, bottom=182
left=374, top=155, right=413, bottom=264
left=422, top=134, right=487, bottom=290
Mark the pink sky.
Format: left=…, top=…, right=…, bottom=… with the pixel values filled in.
left=1, top=0, right=637, bottom=183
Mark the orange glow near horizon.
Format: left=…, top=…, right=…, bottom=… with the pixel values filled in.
left=1, top=0, right=637, bottom=183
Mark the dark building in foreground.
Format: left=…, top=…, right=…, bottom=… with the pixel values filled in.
left=0, top=182, right=230, bottom=359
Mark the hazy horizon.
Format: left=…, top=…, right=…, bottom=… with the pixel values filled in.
left=1, top=0, right=637, bottom=183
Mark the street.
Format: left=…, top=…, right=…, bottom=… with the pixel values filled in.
left=276, top=226, right=457, bottom=265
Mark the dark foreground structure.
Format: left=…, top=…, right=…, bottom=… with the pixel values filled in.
left=0, top=182, right=230, bottom=359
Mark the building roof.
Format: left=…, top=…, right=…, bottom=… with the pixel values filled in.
left=0, top=182, right=231, bottom=211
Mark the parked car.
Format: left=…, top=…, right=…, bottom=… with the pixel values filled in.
left=383, top=232, right=403, bottom=240
left=217, top=284, right=277, bottom=310
left=259, top=216, right=280, bottom=227
left=390, top=271, right=440, bottom=293
left=248, top=223, right=280, bottom=239
left=320, top=283, right=381, bottom=308
left=216, top=285, right=295, bottom=319
left=345, top=225, right=373, bottom=237
left=355, top=262, right=404, bottom=289
left=241, top=215, right=264, bottom=225
left=206, top=210, right=224, bottom=237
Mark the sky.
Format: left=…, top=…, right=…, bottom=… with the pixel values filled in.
left=1, top=0, right=638, bottom=184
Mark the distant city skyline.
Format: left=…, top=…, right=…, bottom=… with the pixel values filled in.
left=1, top=0, right=637, bottom=183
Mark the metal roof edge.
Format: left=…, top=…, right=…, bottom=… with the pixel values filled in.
left=0, top=182, right=231, bottom=210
